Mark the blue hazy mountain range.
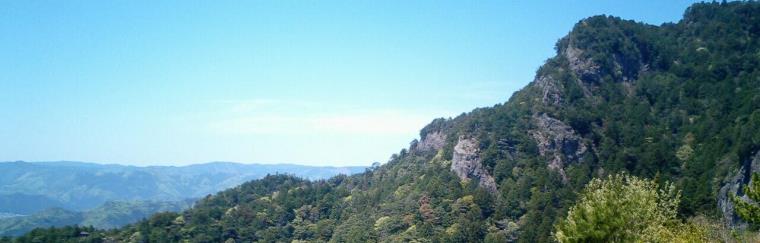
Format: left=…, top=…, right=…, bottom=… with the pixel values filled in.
left=0, top=200, right=195, bottom=236
left=0, top=161, right=366, bottom=215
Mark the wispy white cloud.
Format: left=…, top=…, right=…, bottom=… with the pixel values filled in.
left=433, top=80, right=518, bottom=104
left=213, top=98, right=319, bottom=113
left=209, top=99, right=440, bottom=136
left=311, top=110, right=433, bottom=135
left=209, top=109, right=435, bottom=136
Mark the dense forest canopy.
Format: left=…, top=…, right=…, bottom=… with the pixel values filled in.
left=5, top=2, right=760, bottom=242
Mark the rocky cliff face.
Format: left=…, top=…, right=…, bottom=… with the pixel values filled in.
left=563, top=18, right=648, bottom=84
left=417, top=131, right=447, bottom=152
left=414, top=126, right=499, bottom=194
left=719, top=151, right=760, bottom=229
left=450, top=136, right=498, bottom=194
left=529, top=114, right=588, bottom=180
left=565, top=41, right=604, bottom=86
left=534, top=75, right=564, bottom=106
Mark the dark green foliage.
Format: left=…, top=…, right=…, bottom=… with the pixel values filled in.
left=7, top=2, right=760, bottom=242
left=0, top=226, right=104, bottom=243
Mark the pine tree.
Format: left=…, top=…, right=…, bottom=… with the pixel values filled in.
left=733, top=173, right=760, bottom=225
left=554, top=174, right=709, bottom=242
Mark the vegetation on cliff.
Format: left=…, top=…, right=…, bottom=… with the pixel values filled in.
left=4, top=2, right=760, bottom=242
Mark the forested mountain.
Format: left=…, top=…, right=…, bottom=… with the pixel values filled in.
left=0, top=162, right=364, bottom=237
left=5, top=2, right=760, bottom=242
left=0, top=161, right=365, bottom=214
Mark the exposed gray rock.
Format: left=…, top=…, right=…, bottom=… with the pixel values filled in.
left=565, top=43, right=602, bottom=84
left=529, top=114, right=587, bottom=180
left=564, top=43, right=598, bottom=100
left=565, top=38, right=646, bottom=84
left=534, top=75, right=563, bottom=106
left=719, top=166, right=747, bottom=230
left=533, top=42, right=597, bottom=107
left=451, top=136, right=498, bottom=194
left=719, top=151, right=760, bottom=229
left=496, top=138, right=519, bottom=162
left=417, top=131, right=447, bottom=152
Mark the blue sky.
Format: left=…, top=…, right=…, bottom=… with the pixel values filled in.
left=0, top=0, right=699, bottom=166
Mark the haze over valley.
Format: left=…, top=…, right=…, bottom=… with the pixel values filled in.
left=4, top=1, right=760, bottom=242
left=0, top=161, right=363, bottom=236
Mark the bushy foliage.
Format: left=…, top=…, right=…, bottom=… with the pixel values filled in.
left=733, top=173, right=760, bottom=225
left=553, top=174, right=708, bottom=242
left=0, top=226, right=106, bottom=243
left=6, top=2, right=760, bottom=242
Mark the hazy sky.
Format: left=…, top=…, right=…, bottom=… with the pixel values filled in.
left=0, top=1, right=699, bottom=166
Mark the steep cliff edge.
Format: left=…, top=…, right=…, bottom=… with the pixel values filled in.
left=10, top=2, right=760, bottom=242
left=529, top=114, right=588, bottom=181
left=451, top=136, right=498, bottom=194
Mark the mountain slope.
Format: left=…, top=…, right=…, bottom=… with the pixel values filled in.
left=0, top=161, right=365, bottom=214
left=6, top=2, right=760, bottom=242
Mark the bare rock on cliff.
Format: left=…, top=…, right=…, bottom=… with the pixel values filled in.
left=533, top=42, right=596, bottom=107
left=417, top=131, right=447, bottom=152
left=451, top=136, right=498, bottom=194
left=534, top=75, right=564, bottom=106
left=565, top=42, right=603, bottom=84
left=529, top=114, right=588, bottom=180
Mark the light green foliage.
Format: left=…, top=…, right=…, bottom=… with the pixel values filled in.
left=554, top=174, right=708, bottom=242
left=675, top=145, right=694, bottom=162
left=733, top=173, right=760, bottom=225
left=5, top=2, right=760, bottom=242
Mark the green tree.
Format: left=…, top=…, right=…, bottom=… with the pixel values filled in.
left=554, top=174, right=707, bottom=242
left=733, top=173, right=760, bottom=225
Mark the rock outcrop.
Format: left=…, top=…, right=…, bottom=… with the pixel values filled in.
left=529, top=114, right=587, bottom=180
left=567, top=22, right=649, bottom=82
left=565, top=42, right=602, bottom=85
left=534, top=75, right=563, bottom=106
left=534, top=41, right=596, bottom=107
left=451, top=136, right=498, bottom=194
left=719, top=151, right=760, bottom=229
left=417, top=131, right=447, bottom=152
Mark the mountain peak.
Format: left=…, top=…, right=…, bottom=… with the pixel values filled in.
left=9, top=2, right=760, bottom=242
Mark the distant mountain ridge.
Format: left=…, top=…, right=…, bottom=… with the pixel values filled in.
left=0, top=161, right=366, bottom=215
left=10, top=2, right=757, bottom=242
left=7, top=2, right=760, bottom=242
left=0, top=199, right=195, bottom=236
